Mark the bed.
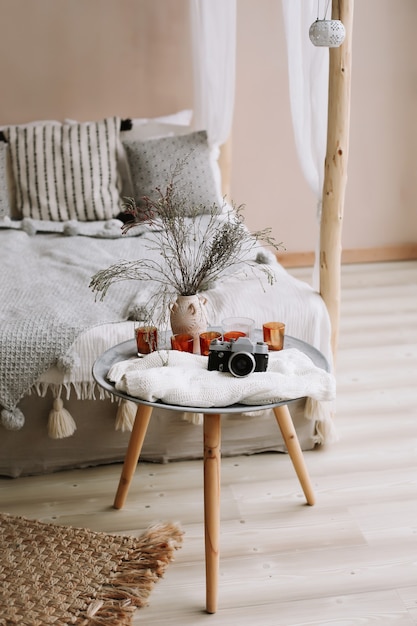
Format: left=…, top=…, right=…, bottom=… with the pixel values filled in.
left=0, top=112, right=335, bottom=477
left=0, top=0, right=355, bottom=477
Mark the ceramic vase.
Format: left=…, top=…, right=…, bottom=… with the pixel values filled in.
left=169, top=294, right=208, bottom=353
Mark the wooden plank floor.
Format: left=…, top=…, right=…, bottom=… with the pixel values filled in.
left=1, top=260, right=417, bottom=625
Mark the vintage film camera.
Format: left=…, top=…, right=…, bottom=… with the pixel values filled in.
left=207, top=336, right=269, bottom=378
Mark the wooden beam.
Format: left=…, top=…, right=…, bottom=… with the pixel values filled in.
left=218, top=135, right=232, bottom=199
left=320, top=0, right=354, bottom=359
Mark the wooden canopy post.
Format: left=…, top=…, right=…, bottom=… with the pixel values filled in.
left=320, top=0, right=354, bottom=359
left=218, top=135, right=233, bottom=199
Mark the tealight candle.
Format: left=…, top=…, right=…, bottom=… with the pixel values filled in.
left=199, top=331, right=222, bottom=356
left=171, top=333, right=194, bottom=353
left=135, top=325, right=158, bottom=354
left=262, top=322, right=285, bottom=351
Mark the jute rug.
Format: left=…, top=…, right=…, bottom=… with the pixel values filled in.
left=0, top=512, right=183, bottom=625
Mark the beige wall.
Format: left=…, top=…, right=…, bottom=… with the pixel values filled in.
left=233, top=0, right=417, bottom=253
left=0, top=0, right=192, bottom=122
left=1, top=0, right=416, bottom=254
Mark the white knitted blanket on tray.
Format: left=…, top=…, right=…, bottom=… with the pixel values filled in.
left=107, top=349, right=337, bottom=439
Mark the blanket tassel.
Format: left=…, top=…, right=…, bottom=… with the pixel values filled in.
left=48, top=397, right=77, bottom=439
left=304, top=397, right=339, bottom=445
left=1, top=407, right=25, bottom=431
left=115, top=399, right=137, bottom=432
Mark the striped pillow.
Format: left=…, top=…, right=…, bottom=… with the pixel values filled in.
left=6, top=117, right=122, bottom=221
left=0, top=141, right=9, bottom=218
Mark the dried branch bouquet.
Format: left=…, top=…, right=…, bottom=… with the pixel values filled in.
left=89, top=159, right=283, bottom=324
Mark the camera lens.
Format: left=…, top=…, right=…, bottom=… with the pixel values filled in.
left=228, top=352, right=256, bottom=377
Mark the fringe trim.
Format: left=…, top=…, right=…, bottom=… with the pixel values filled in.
left=304, top=397, right=339, bottom=445
left=27, top=382, right=117, bottom=440
left=115, top=400, right=137, bottom=432
left=240, top=409, right=271, bottom=418
left=30, top=381, right=115, bottom=402
left=83, top=522, right=183, bottom=625
left=27, top=384, right=339, bottom=445
left=181, top=412, right=203, bottom=426
left=114, top=402, right=206, bottom=430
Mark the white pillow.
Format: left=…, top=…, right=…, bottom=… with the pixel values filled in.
left=6, top=117, right=122, bottom=221
left=122, top=121, right=191, bottom=142
left=129, top=109, right=193, bottom=126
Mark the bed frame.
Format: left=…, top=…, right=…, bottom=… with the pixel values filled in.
left=0, top=0, right=352, bottom=477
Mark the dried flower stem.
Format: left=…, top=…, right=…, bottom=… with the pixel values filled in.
left=90, top=159, right=283, bottom=315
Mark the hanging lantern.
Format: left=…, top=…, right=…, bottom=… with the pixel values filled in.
left=309, top=19, right=346, bottom=48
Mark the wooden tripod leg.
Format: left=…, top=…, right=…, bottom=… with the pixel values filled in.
left=113, top=404, right=153, bottom=510
left=273, top=404, right=316, bottom=506
left=203, top=413, right=221, bottom=614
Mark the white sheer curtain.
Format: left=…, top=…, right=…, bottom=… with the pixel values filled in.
left=281, top=0, right=329, bottom=284
left=189, top=0, right=236, bottom=148
left=189, top=0, right=328, bottom=269
left=281, top=0, right=329, bottom=207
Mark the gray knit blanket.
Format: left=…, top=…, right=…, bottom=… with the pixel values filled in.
left=0, top=216, right=333, bottom=433
left=0, top=214, right=259, bottom=430
left=0, top=220, right=154, bottom=429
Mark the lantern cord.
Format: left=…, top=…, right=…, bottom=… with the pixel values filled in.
left=317, top=0, right=332, bottom=20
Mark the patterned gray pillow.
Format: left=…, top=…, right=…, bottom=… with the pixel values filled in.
left=0, top=141, right=9, bottom=218
left=123, top=130, right=221, bottom=215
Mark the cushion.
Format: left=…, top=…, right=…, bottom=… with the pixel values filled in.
left=1, top=121, right=61, bottom=219
left=123, top=130, right=221, bottom=215
left=0, top=141, right=9, bottom=218
left=118, top=114, right=193, bottom=198
left=6, top=117, right=122, bottom=221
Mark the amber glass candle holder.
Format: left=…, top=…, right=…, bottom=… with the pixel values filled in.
left=135, top=325, right=158, bottom=354
left=199, top=331, right=222, bottom=356
left=171, top=333, right=194, bottom=353
left=262, top=322, right=285, bottom=351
